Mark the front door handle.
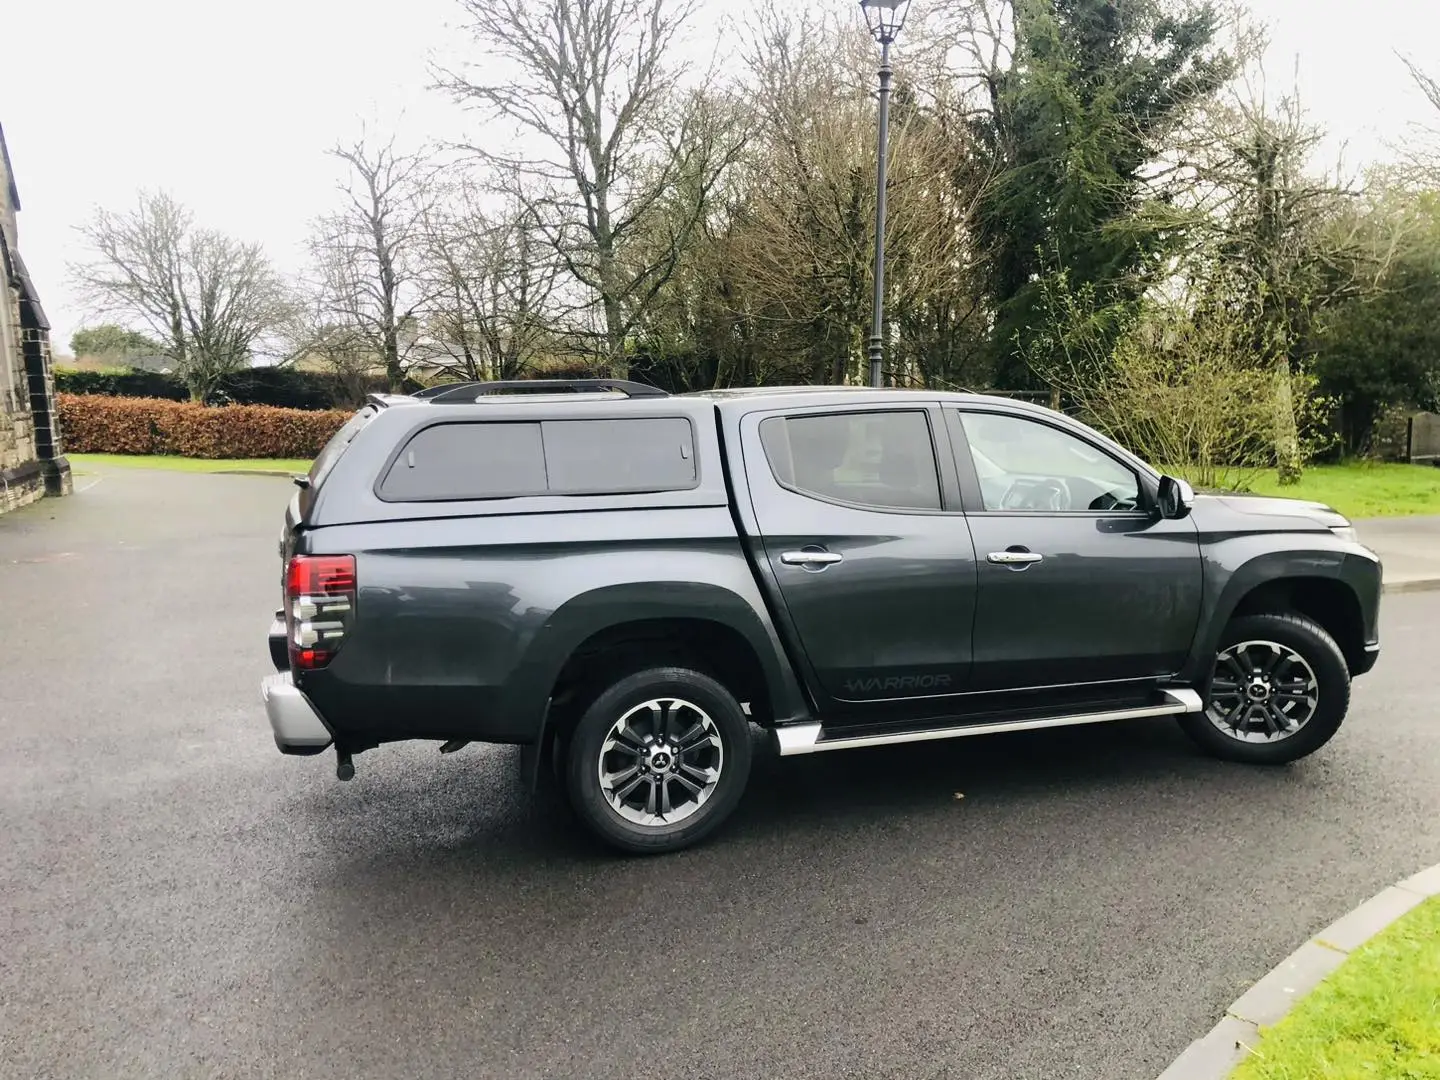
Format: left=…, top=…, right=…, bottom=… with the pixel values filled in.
left=987, top=550, right=1044, bottom=566
left=780, top=550, right=844, bottom=568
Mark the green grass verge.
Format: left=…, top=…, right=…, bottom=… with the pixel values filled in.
left=69, top=453, right=311, bottom=475
left=1229, top=896, right=1440, bottom=1079
left=1184, top=463, right=1440, bottom=520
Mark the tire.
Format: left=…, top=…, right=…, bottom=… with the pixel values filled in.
left=1178, top=612, right=1351, bottom=765
left=564, top=667, right=753, bottom=854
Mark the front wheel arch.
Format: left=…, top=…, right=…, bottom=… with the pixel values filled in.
left=1189, top=565, right=1370, bottom=684
left=1228, top=576, right=1366, bottom=674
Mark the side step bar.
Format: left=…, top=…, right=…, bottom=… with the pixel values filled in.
left=773, top=688, right=1204, bottom=757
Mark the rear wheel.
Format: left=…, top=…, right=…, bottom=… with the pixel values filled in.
left=1179, top=612, right=1350, bottom=765
left=564, top=667, right=753, bottom=854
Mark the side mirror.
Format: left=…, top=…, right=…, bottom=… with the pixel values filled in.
left=1157, top=475, right=1195, bottom=520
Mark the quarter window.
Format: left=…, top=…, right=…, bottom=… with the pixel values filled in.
left=760, top=411, right=942, bottom=511
left=959, top=412, right=1141, bottom=512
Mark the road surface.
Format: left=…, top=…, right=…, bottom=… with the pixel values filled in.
left=3, top=466, right=1437, bottom=1080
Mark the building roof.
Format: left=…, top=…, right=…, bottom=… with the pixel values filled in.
left=0, top=122, right=18, bottom=212
left=10, top=250, right=50, bottom=331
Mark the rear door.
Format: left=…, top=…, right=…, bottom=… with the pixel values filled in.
left=738, top=404, right=979, bottom=708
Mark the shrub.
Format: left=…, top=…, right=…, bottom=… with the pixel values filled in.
left=57, top=395, right=353, bottom=459
left=53, top=366, right=390, bottom=410
left=55, top=368, right=189, bottom=402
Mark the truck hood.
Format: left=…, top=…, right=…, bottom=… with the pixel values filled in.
left=1190, top=491, right=1350, bottom=534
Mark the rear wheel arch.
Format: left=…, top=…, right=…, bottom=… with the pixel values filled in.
left=547, top=616, right=774, bottom=730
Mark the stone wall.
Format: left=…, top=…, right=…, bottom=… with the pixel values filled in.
left=0, top=276, right=46, bottom=514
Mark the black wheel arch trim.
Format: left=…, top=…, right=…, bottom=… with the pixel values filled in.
left=508, top=580, right=812, bottom=779
left=1181, top=545, right=1382, bottom=684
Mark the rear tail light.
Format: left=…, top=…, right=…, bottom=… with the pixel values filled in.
left=285, top=555, right=356, bottom=671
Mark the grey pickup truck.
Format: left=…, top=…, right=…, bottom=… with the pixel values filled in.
left=262, top=380, right=1382, bottom=853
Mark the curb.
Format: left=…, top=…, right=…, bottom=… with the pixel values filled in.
left=1155, top=863, right=1440, bottom=1080
left=1382, top=576, right=1440, bottom=594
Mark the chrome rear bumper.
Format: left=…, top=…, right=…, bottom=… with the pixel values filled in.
left=261, top=672, right=332, bottom=755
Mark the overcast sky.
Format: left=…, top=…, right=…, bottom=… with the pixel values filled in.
left=2, top=0, right=1436, bottom=353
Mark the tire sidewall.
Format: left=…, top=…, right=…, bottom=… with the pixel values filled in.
left=1185, top=613, right=1350, bottom=765
left=566, top=667, right=753, bottom=854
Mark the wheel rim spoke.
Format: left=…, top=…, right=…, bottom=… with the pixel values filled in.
left=614, top=771, right=648, bottom=801
left=1268, top=703, right=1294, bottom=734
left=672, top=771, right=704, bottom=797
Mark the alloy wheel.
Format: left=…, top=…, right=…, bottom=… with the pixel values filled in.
left=1206, top=639, right=1320, bottom=744
left=597, top=698, right=724, bottom=827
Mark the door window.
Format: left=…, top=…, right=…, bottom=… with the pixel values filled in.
left=760, top=411, right=942, bottom=511
left=960, top=412, right=1141, bottom=512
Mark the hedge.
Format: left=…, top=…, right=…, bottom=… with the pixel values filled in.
left=57, top=394, right=352, bottom=459
left=54, top=366, right=392, bottom=411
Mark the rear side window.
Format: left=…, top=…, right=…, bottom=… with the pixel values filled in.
left=544, top=418, right=696, bottom=493
left=759, top=410, right=942, bottom=511
left=378, top=417, right=697, bottom=501
left=379, top=422, right=547, bottom=500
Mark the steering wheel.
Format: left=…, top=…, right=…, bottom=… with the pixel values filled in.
left=999, top=478, right=1070, bottom=511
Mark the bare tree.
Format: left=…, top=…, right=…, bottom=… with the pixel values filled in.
left=726, top=9, right=984, bottom=385
left=283, top=292, right=382, bottom=407
left=438, top=0, right=747, bottom=374
left=1177, top=90, right=1371, bottom=481
left=416, top=179, right=564, bottom=381
left=72, top=190, right=294, bottom=401
left=1402, top=54, right=1440, bottom=114
left=309, top=135, right=432, bottom=391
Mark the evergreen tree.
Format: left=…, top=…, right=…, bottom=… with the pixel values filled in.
left=972, top=0, right=1234, bottom=388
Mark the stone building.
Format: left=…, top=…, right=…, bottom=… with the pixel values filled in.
left=0, top=121, right=69, bottom=514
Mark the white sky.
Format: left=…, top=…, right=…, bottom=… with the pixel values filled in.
left=2, top=0, right=1437, bottom=353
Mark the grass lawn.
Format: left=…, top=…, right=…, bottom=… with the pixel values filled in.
left=70, top=453, right=311, bottom=475
left=1189, top=463, right=1440, bottom=520
left=1229, top=896, right=1440, bottom=1079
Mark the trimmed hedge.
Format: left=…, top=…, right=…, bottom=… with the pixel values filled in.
left=54, top=366, right=391, bottom=411
left=56, top=368, right=189, bottom=401
left=57, top=394, right=352, bottom=459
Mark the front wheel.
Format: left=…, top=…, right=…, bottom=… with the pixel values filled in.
left=1178, top=612, right=1351, bottom=765
left=564, top=667, right=753, bottom=854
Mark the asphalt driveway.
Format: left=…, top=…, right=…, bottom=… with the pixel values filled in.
left=3, top=466, right=1438, bottom=1080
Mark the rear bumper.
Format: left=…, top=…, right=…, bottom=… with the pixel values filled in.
left=261, top=672, right=333, bottom=755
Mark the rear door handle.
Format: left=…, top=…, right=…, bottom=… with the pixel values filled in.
left=987, top=550, right=1044, bottom=566
left=780, top=550, right=844, bottom=567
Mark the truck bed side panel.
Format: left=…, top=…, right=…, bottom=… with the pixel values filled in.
left=294, top=506, right=810, bottom=745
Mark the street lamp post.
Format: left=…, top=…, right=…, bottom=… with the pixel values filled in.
left=860, top=0, right=911, bottom=389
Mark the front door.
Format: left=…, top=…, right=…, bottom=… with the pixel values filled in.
left=948, top=408, right=1203, bottom=691
left=740, top=405, right=979, bottom=708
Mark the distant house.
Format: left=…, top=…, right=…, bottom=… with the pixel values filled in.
left=0, top=122, right=69, bottom=514
left=126, top=353, right=174, bottom=375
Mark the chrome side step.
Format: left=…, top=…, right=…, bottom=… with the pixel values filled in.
left=773, top=688, right=1204, bottom=757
